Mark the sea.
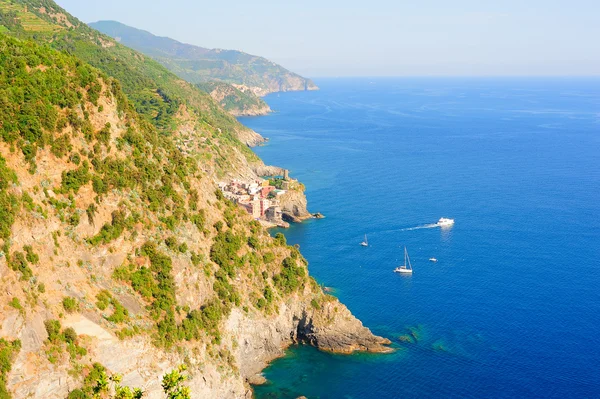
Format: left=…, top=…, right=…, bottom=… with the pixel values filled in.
left=238, top=77, right=600, bottom=399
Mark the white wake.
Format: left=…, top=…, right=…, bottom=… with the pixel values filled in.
left=399, top=223, right=440, bottom=231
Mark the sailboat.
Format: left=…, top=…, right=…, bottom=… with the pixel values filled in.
left=360, top=234, right=368, bottom=247
left=394, top=247, right=413, bottom=274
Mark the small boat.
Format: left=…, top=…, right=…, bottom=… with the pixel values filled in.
left=360, top=234, right=368, bottom=247
left=437, top=217, right=454, bottom=227
left=394, top=247, right=413, bottom=274
left=429, top=258, right=438, bottom=262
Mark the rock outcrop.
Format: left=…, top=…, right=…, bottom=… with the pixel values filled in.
left=226, top=290, right=391, bottom=386
left=197, top=81, right=272, bottom=117
left=279, top=190, right=313, bottom=222
left=235, top=127, right=266, bottom=147
left=253, top=165, right=285, bottom=177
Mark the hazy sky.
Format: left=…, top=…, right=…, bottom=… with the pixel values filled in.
left=56, top=0, right=599, bottom=77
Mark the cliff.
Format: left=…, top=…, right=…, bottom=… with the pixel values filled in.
left=0, top=3, right=389, bottom=398
left=279, top=189, right=313, bottom=223
left=197, top=81, right=272, bottom=117
left=89, top=20, right=319, bottom=97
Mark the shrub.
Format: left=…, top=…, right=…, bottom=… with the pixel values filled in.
left=61, top=162, right=91, bottom=193
left=8, top=297, right=23, bottom=312
left=274, top=232, right=286, bottom=246
left=96, top=290, right=111, bottom=310
left=106, top=301, right=129, bottom=324
left=63, top=327, right=77, bottom=344
left=247, top=235, right=260, bottom=250
left=44, top=319, right=62, bottom=342
left=23, top=245, right=39, bottom=264
left=8, top=252, right=33, bottom=280
left=62, top=297, right=79, bottom=313
left=67, top=388, right=89, bottom=399
left=88, top=211, right=126, bottom=245
left=0, top=338, right=21, bottom=399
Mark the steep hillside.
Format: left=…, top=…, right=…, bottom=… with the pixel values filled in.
left=89, top=20, right=319, bottom=96
left=0, top=0, right=264, bottom=155
left=196, top=81, right=271, bottom=117
left=0, top=2, right=390, bottom=399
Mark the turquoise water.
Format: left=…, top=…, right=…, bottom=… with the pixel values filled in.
left=240, top=78, right=600, bottom=398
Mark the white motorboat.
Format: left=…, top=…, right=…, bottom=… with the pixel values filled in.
left=437, top=217, right=454, bottom=227
left=394, top=247, right=413, bottom=274
left=429, top=258, right=438, bottom=262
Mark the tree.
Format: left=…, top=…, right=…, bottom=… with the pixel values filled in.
left=162, top=365, right=191, bottom=399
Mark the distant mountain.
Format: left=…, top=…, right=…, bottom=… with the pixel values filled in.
left=89, top=20, right=318, bottom=97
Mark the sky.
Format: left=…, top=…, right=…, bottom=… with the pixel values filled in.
left=55, top=0, right=599, bottom=77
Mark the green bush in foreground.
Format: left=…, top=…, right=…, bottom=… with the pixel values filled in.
left=62, top=297, right=79, bottom=313
left=0, top=338, right=21, bottom=399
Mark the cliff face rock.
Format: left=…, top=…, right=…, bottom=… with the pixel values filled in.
left=297, top=300, right=392, bottom=353
left=279, top=190, right=312, bottom=222
left=234, top=127, right=266, bottom=147
left=253, top=165, right=284, bottom=177
left=226, top=290, right=391, bottom=385
left=197, top=81, right=272, bottom=117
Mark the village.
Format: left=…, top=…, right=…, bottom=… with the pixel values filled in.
left=218, top=170, right=297, bottom=227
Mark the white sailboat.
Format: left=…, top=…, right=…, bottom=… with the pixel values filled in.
left=360, top=234, right=368, bottom=247
left=394, top=247, right=413, bottom=274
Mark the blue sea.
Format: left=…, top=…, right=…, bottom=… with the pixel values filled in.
left=239, top=78, right=600, bottom=399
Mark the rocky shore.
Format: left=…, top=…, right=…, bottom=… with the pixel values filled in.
left=226, top=289, right=392, bottom=389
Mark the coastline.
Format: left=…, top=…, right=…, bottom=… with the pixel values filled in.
left=236, top=93, right=392, bottom=394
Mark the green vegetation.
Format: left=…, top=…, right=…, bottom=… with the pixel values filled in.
left=162, top=365, right=191, bottom=399
left=23, top=245, right=39, bottom=264
left=88, top=211, right=127, bottom=246
left=62, top=296, right=79, bottom=313
left=0, top=155, right=18, bottom=241
left=66, top=363, right=143, bottom=399
left=66, top=363, right=187, bottom=399
left=0, top=3, right=259, bottom=168
left=44, top=319, right=86, bottom=364
left=8, top=251, right=33, bottom=280
left=269, top=178, right=286, bottom=190
left=113, top=242, right=179, bottom=347
left=196, top=81, right=270, bottom=116
left=0, top=338, right=21, bottom=399
left=96, top=290, right=129, bottom=324
left=274, top=232, right=287, bottom=246
left=8, top=297, right=23, bottom=313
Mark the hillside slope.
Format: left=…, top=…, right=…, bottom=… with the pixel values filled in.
left=0, top=1, right=390, bottom=399
left=0, top=0, right=264, bottom=153
left=90, top=20, right=319, bottom=97
left=196, top=81, right=271, bottom=117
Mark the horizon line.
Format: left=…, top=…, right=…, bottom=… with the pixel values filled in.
left=307, top=75, right=600, bottom=79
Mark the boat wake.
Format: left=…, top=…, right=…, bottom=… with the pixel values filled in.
left=399, top=223, right=440, bottom=231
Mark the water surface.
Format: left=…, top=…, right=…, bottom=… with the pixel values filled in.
left=240, top=78, right=600, bottom=398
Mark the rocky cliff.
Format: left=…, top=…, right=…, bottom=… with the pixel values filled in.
left=279, top=189, right=313, bottom=223
left=196, top=81, right=272, bottom=117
